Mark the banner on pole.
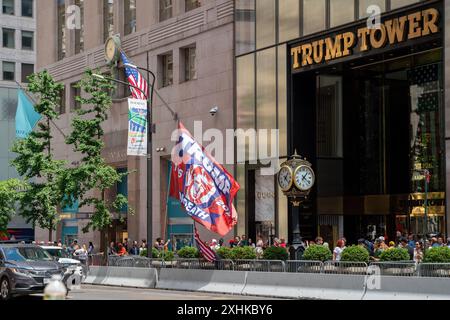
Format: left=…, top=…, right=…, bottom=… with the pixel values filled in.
left=127, top=98, right=148, bottom=156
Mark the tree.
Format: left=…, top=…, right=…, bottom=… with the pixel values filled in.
left=61, top=70, right=132, bottom=259
left=0, top=179, right=27, bottom=234
left=11, top=71, right=66, bottom=242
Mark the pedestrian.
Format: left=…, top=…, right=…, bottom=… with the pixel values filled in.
left=248, top=238, right=256, bottom=248
left=431, top=237, right=439, bottom=248
left=74, top=244, right=88, bottom=267
left=279, top=238, right=287, bottom=248
left=447, top=238, right=450, bottom=249
left=129, top=240, right=140, bottom=255
left=108, top=241, right=117, bottom=256
left=88, top=242, right=94, bottom=255
left=315, top=237, right=324, bottom=245
left=210, top=239, right=220, bottom=252
left=407, top=234, right=415, bottom=248
left=399, top=238, right=414, bottom=260
left=333, top=239, right=345, bottom=261
left=219, top=239, right=224, bottom=247
left=437, top=237, right=444, bottom=247
left=240, top=235, right=248, bottom=247
left=255, top=239, right=264, bottom=259
left=414, top=242, right=424, bottom=263
left=389, top=241, right=395, bottom=248
left=117, top=243, right=128, bottom=256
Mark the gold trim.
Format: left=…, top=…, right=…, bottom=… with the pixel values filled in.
left=294, top=165, right=316, bottom=191
left=278, top=165, right=294, bottom=192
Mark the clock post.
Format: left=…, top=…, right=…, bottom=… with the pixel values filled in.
left=278, top=151, right=315, bottom=249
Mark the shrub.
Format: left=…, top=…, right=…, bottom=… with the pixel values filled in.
left=423, top=246, right=450, bottom=263
left=302, top=245, right=332, bottom=262
left=230, top=246, right=256, bottom=260
left=160, top=250, right=175, bottom=261
left=341, top=245, right=370, bottom=263
left=177, top=247, right=199, bottom=259
left=379, top=248, right=410, bottom=261
left=140, top=247, right=161, bottom=258
left=216, top=247, right=233, bottom=260
left=263, top=246, right=289, bottom=261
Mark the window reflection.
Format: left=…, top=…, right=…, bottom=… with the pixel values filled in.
left=358, top=0, right=385, bottom=19
left=303, top=0, right=326, bottom=35
left=235, top=0, right=255, bottom=55
left=330, top=0, right=355, bottom=28
left=390, top=0, right=421, bottom=10
left=278, top=0, right=300, bottom=43
left=256, top=0, right=275, bottom=49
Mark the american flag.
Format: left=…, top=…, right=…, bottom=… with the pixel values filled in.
left=121, top=51, right=148, bottom=100
left=194, top=225, right=217, bottom=263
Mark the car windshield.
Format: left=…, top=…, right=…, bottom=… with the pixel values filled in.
left=46, top=248, right=69, bottom=258
left=3, top=247, right=54, bottom=262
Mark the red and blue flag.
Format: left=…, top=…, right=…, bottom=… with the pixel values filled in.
left=170, top=122, right=239, bottom=237
left=120, top=51, right=148, bottom=100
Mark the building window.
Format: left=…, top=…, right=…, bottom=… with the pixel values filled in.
left=330, top=0, right=355, bottom=28
left=57, top=0, right=66, bottom=60
left=278, top=0, right=300, bottom=43
left=255, top=0, right=276, bottom=50
left=2, top=28, right=15, bottom=49
left=2, top=62, right=15, bottom=81
left=182, top=46, right=197, bottom=82
left=58, top=86, right=66, bottom=115
left=303, top=0, right=326, bottom=36
left=2, top=0, right=14, bottom=15
left=390, top=0, right=421, bottom=10
left=21, top=0, right=33, bottom=17
left=103, top=0, right=114, bottom=42
left=124, top=0, right=136, bottom=36
left=160, top=53, right=173, bottom=87
left=21, top=30, right=34, bottom=51
left=185, top=0, right=200, bottom=12
left=358, top=0, right=385, bottom=19
left=159, top=0, right=172, bottom=22
left=21, top=63, right=34, bottom=83
left=235, top=0, right=255, bottom=56
left=70, top=83, right=81, bottom=112
left=75, top=0, right=84, bottom=54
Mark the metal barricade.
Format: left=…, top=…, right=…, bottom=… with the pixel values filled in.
left=370, top=262, right=418, bottom=277
left=419, top=263, right=450, bottom=278
left=286, top=261, right=323, bottom=274
left=233, top=260, right=285, bottom=272
left=323, top=261, right=368, bottom=275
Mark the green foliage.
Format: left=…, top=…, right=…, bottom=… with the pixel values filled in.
left=423, top=247, right=450, bottom=263
left=11, top=71, right=66, bottom=235
left=61, top=70, right=133, bottom=235
left=263, top=246, right=289, bottom=261
left=379, top=248, right=410, bottom=261
left=302, top=245, right=333, bottom=262
left=216, top=246, right=233, bottom=260
left=160, top=250, right=175, bottom=261
left=230, top=246, right=256, bottom=260
left=0, top=179, right=27, bottom=232
left=177, top=247, right=199, bottom=259
left=341, top=245, right=370, bottom=263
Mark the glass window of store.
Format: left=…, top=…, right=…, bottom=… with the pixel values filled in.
left=2, top=0, right=14, bottom=15
left=330, top=0, right=355, bottom=28
left=303, top=0, right=326, bottom=36
left=278, top=0, right=300, bottom=43
left=103, top=0, right=114, bottom=42
left=256, top=0, right=276, bottom=50
left=235, top=0, right=255, bottom=56
left=124, top=0, right=136, bottom=36
left=358, top=0, right=386, bottom=18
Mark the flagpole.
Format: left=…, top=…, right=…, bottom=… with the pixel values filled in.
left=15, top=80, right=67, bottom=140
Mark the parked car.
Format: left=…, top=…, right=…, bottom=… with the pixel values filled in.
left=41, top=246, right=85, bottom=281
left=0, top=244, right=66, bottom=300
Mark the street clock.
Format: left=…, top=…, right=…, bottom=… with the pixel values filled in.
left=277, top=151, right=315, bottom=206
left=104, top=35, right=121, bottom=64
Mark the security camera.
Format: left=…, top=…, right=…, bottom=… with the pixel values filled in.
left=210, top=106, right=219, bottom=116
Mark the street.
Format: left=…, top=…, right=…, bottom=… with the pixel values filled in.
left=24, top=285, right=278, bottom=301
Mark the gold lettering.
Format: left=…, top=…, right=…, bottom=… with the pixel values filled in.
left=408, top=12, right=422, bottom=39
left=358, top=27, right=370, bottom=51
left=385, top=16, right=407, bottom=44
left=291, top=46, right=301, bottom=69
left=312, top=40, right=325, bottom=64
left=325, top=34, right=343, bottom=61
left=370, top=24, right=387, bottom=49
left=422, top=8, right=439, bottom=36
left=301, top=44, right=313, bottom=66
left=342, top=32, right=355, bottom=56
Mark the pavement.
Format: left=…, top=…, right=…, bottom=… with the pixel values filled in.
left=25, top=285, right=278, bottom=300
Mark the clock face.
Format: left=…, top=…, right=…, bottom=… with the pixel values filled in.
left=278, top=166, right=293, bottom=192
left=105, top=37, right=118, bottom=63
left=294, top=165, right=315, bottom=191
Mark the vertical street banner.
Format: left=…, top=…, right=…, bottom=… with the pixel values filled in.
left=127, top=98, right=148, bottom=156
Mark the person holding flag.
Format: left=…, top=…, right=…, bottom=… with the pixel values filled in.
left=169, top=122, right=240, bottom=262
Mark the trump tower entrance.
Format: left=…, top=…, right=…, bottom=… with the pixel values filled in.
left=288, top=2, right=446, bottom=245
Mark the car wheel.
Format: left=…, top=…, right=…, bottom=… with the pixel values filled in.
left=0, top=277, right=11, bottom=301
